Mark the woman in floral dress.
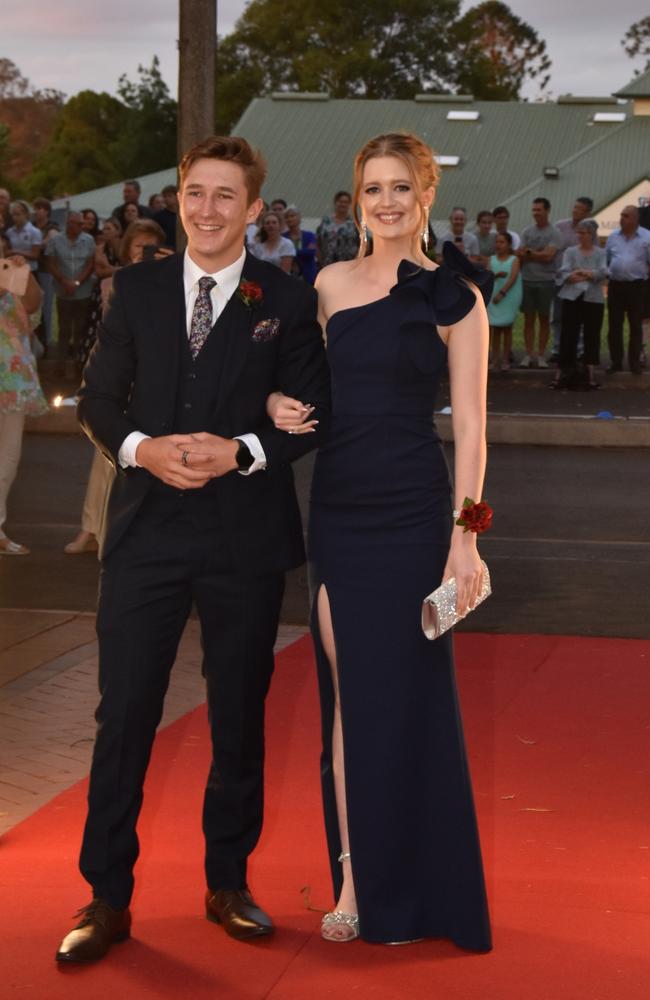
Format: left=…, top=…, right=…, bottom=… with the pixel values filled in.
left=0, top=255, right=48, bottom=555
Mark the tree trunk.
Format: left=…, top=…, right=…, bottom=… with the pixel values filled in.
left=178, top=0, right=217, bottom=157
left=177, top=0, right=217, bottom=247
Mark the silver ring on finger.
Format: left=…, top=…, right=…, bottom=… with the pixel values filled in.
left=181, top=450, right=189, bottom=467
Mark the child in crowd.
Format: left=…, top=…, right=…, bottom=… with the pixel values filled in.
left=488, top=232, right=522, bottom=371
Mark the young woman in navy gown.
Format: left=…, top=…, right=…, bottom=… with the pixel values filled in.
left=268, top=132, right=492, bottom=950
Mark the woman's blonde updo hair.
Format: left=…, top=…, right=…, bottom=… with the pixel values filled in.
left=352, top=132, right=440, bottom=258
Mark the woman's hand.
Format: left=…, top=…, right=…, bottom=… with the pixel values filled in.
left=442, top=536, right=484, bottom=617
left=266, top=391, right=317, bottom=434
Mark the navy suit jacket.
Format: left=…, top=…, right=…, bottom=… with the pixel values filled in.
left=78, top=250, right=330, bottom=568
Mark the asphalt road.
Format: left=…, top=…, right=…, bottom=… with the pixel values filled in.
left=1, top=433, right=648, bottom=638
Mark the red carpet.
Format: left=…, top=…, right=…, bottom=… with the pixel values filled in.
left=1, top=633, right=649, bottom=999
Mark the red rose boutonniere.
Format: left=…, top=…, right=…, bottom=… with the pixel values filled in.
left=455, top=497, right=493, bottom=534
left=238, top=280, right=263, bottom=309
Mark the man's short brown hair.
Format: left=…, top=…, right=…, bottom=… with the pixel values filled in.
left=179, top=135, right=267, bottom=204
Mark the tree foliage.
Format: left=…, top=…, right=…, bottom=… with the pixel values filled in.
left=216, top=0, right=461, bottom=132
left=0, top=59, right=65, bottom=194
left=117, top=56, right=177, bottom=175
left=0, top=56, right=63, bottom=105
left=450, top=2, right=551, bottom=100
left=0, top=121, right=12, bottom=190
left=0, top=58, right=30, bottom=99
left=25, top=91, right=130, bottom=198
left=23, top=58, right=177, bottom=198
left=215, top=0, right=551, bottom=131
left=621, top=16, right=650, bottom=74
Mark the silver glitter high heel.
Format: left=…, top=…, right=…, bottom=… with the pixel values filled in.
left=320, top=852, right=359, bottom=942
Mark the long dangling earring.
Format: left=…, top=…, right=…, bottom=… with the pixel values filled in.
left=358, top=219, right=368, bottom=258
left=421, top=207, right=430, bottom=252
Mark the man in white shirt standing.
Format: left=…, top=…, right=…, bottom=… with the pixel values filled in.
left=550, top=196, right=594, bottom=360
left=605, top=205, right=650, bottom=374
left=55, top=136, right=330, bottom=964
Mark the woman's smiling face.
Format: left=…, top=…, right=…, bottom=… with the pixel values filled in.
left=359, top=156, right=430, bottom=245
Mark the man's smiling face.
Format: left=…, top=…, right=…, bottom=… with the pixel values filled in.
left=180, top=158, right=262, bottom=271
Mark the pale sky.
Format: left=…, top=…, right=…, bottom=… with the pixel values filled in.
left=5, top=1, right=649, bottom=103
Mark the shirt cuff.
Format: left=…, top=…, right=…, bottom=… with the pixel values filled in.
left=118, top=431, right=151, bottom=468
left=234, top=433, right=267, bottom=476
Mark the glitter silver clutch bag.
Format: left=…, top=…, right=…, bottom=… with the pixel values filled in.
left=421, top=561, right=491, bottom=640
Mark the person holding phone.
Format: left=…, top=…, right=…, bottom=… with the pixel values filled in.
left=0, top=252, right=47, bottom=555
left=438, top=207, right=479, bottom=261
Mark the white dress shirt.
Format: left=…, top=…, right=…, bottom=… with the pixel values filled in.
left=118, top=247, right=267, bottom=474
left=605, top=227, right=650, bottom=282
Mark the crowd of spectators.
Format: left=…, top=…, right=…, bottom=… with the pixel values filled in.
left=433, top=197, right=650, bottom=384
left=0, top=181, right=648, bottom=390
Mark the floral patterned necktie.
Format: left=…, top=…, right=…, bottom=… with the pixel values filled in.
left=189, top=276, right=216, bottom=359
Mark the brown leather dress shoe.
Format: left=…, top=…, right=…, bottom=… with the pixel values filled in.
left=55, top=899, right=131, bottom=962
left=205, top=888, right=274, bottom=940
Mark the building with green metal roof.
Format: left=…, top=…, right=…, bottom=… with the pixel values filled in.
left=234, top=74, right=650, bottom=238
left=53, top=70, right=650, bottom=238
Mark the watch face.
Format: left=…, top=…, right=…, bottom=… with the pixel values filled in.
left=237, top=442, right=253, bottom=470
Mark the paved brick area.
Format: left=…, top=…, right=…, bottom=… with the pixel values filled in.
left=0, top=610, right=307, bottom=837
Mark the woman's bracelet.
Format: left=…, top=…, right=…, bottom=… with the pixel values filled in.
left=453, top=497, right=493, bottom=534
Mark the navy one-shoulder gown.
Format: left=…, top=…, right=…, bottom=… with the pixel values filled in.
left=308, top=244, right=493, bottom=950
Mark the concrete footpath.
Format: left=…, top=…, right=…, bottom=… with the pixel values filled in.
left=0, top=611, right=307, bottom=837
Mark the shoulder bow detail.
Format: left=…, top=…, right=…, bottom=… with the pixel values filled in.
left=390, top=241, right=493, bottom=327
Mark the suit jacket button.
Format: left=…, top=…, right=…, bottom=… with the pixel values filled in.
left=184, top=402, right=192, bottom=409
left=161, top=421, right=169, bottom=430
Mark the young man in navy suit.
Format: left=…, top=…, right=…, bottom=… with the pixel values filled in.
left=56, top=137, right=330, bottom=962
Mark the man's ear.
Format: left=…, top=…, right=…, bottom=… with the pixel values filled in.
left=247, top=197, right=264, bottom=224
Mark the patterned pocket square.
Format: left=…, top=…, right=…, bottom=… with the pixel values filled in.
left=252, top=318, right=281, bottom=342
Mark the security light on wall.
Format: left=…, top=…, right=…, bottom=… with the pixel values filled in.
left=446, top=111, right=480, bottom=121
left=543, top=166, right=560, bottom=179
left=435, top=155, right=460, bottom=167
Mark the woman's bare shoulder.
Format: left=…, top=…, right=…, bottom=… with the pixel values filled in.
left=315, top=259, right=358, bottom=291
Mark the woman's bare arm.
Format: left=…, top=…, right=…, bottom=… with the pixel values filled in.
left=440, top=290, right=489, bottom=614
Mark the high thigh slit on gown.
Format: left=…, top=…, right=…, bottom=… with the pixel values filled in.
left=308, top=243, right=493, bottom=950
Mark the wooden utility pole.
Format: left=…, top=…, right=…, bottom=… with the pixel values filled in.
left=177, top=0, right=217, bottom=160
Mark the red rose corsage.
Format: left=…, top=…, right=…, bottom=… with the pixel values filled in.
left=238, top=279, right=263, bottom=309
left=454, top=497, right=493, bottom=534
